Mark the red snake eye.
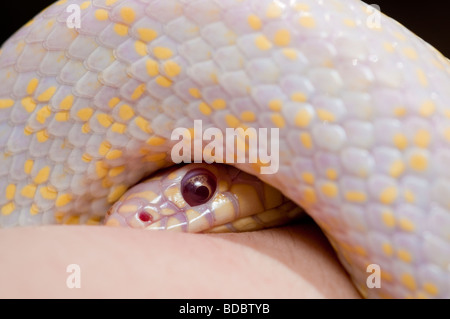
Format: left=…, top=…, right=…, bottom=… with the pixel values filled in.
left=181, top=168, right=217, bottom=207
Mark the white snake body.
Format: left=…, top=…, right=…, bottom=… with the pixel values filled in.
left=0, top=0, right=449, bottom=298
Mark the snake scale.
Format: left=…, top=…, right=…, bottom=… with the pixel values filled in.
left=0, top=0, right=449, bottom=299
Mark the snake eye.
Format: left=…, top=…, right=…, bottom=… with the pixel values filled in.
left=181, top=168, right=217, bottom=207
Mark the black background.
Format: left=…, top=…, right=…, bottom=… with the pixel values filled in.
left=1, top=0, right=449, bottom=57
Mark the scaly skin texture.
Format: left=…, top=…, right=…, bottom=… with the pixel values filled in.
left=104, top=163, right=303, bottom=232
left=0, top=0, right=449, bottom=298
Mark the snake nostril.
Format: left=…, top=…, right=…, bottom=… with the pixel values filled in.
left=138, top=211, right=153, bottom=223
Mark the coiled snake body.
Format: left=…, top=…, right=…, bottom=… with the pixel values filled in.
left=0, top=0, right=449, bottom=298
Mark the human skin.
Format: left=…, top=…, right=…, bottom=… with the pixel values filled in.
left=0, top=219, right=360, bottom=298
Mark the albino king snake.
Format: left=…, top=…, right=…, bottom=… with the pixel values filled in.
left=0, top=0, right=449, bottom=298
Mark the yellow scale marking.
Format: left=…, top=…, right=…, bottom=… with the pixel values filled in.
left=97, top=114, right=114, bottom=128
left=98, top=141, right=112, bottom=156
left=409, top=153, right=428, bottom=172
left=247, top=14, right=262, bottom=30
left=108, top=97, right=121, bottom=108
left=419, top=99, right=435, bottom=116
left=5, top=184, right=16, bottom=201
left=211, top=99, right=226, bottom=110
left=321, top=182, right=338, bottom=198
left=21, top=184, right=37, bottom=198
left=266, top=2, right=283, bottom=19
left=111, top=123, right=127, bottom=134
left=317, top=109, right=336, bottom=122
left=389, top=160, right=405, bottom=178
left=55, top=112, right=70, bottom=122
left=40, top=186, right=58, bottom=200
left=36, top=105, right=52, bottom=124
left=37, top=87, right=56, bottom=102
left=0, top=99, right=14, bottom=109
left=299, top=16, right=316, bottom=28
left=189, top=88, right=202, bottom=99
left=300, top=132, right=313, bottom=149
left=138, top=28, right=158, bottom=42
left=95, top=9, right=109, bottom=21
left=302, top=172, right=315, bottom=185
left=118, top=104, right=135, bottom=121
left=274, top=29, right=291, bottom=46
left=291, top=92, right=308, bottom=102
left=271, top=113, right=285, bottom=128
left=135, top=116, right=152, bottom=134
left=114, top=24, right=129, bottom=37
left=131, top=84, right=146, bottom=100
left=255, top=35, right=272, bottom=51
left=120, top=7, right=136, bottom=24
left=77, top=108, right=94, bottom=121
left=268, top=99, right=282, bottom=111
left=1, top=203, right=15, bottom=216
left=147, top=136, right=166, bottom=146
left=146, top=59, right=159, bottom=77
left=153, top=47, right=174, bottom=60
left=36, top=130, right=49, bottom=143
left=326, top=168, right=338, bottom=180
left=240, top=111, right=255, bottom=122
left=163, top=61, right=182, bottom=78
left=345, top=191, right=367, bottom=203
left=295, top=108, right=313, bottom=128
left=156, top=76, right=173, bottom=87
left=34, top=167, right=51, bottom=184
left=379, top=186, right=398, bottom=205
left=60, top=95, right=74, bottom=110
left=27, top=78, right=39, bottom=95
left=21, top=97, right=37, bottom=113
left=80, top=1, right=91, bottom=9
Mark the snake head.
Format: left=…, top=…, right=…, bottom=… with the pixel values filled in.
left=104, top=163, right=303, bottom=232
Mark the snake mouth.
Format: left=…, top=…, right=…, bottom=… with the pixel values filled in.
left=104, top=202, right=127, bottom=227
